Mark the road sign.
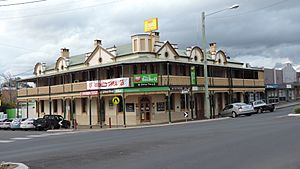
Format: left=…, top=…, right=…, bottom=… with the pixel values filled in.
left=184, top=112, right=188, bottom=118
left=112, top=97, right=120, bottom=105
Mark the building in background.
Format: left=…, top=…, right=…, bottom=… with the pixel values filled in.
left=17, top=32, right=265, bottom=127
left=264, top=63, right=299, bottom=103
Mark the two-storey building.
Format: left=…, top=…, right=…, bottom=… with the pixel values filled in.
left=17, top=32, right=265, bottom=127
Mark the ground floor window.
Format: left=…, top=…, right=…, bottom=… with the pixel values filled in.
left=53, top=100, right=58, bottom=113
left=41, top=100, right=44, bottom=113
left=82, top=98, right=87, bottom=113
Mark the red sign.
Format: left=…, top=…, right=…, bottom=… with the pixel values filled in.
left=87, top=78, right=130, bottom=90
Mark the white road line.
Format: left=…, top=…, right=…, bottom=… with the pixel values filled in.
left=11, top=137, right=32, bottom=140
left=0, top=140, right=15, bottom=143
left=274, top=115, right=289, bottom=118
left=27, top=134, right=50, bottom=138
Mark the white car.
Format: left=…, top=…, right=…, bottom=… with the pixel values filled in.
left=20, top=118, right=36, bottom=130
left=0, top=119, right=13, bottom=129
left=220, top=103, right=255, bottom=118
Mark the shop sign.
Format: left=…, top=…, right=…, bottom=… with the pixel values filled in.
left=124, top=86, right=169, bottom=93
left=133, top=74, right=158, bottom=86
left=144, top=18, right=158, bottom=32
left=266, top=84, right=279, bottom=89
left=190, top=66, right=197, bottom=85
left=80, top=91, right=98, bottom=96
left=87, top=78, right=130, bottom=90
left=286, top=84, right=292, bottom=89
left=171, top=86, right=189, bottom=91
left=126, top=103, right=135, bottom=112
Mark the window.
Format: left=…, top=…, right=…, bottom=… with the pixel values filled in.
left=141, top=64, right=147, bottom=74
left=140, top=39, right=145, bottom=51
left=165, top=52, right=169, bottom=58
left=117, top=96, right=123, bottom=112
left=41, top=100, right=44, bottom=112
left=133, top=39, right=137, bottom=52
left=99, top=57, right=102, bottom=63
left=82, top=98, right=87, bottom=113
left=150, top=64, right=155, bottom=74
left=148, top=39, right=152, bottom=51
left=166, top=94, right=175, bottom=110
left=133, top=65, right=138, bottom=74
left=53, top=100, right=58, bottom=113
left=180, top=94, right=189, bottom=110
left=194, top=56, right=198, bottom=61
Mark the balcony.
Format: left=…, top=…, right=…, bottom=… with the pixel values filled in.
left=17, top=76, right=265, bottom=97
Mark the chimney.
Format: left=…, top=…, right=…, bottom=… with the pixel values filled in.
left=107, top=45, right=117, bottom=56
left=186, top=47, right=192, bottom=56
left=153, top=32, right=160, bottom=42
left=94, top=39, right=102, bottom=48
left=65, top=58, right=70, bottom=67
left=209, top=43, right=217, bottom=56
left=60, top=48, right=69, bottom=58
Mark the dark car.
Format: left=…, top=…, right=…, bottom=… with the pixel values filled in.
left=251, top=100, right=276, bottom=113
left=33, top=115, right=70, bottom=131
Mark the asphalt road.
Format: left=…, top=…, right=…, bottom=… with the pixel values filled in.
left=1, top=106, right=300, bottom=169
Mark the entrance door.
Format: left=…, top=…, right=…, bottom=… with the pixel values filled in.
left=140, top=96, right=151, bottom=122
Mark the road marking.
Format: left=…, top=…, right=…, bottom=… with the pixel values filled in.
left=274, top=115, right=289, bottom=118
left=0, top=140, right=15, bottom=143
left=27, top=134, right=50, bottom=138
left=11, top=137, right=32, bottom=140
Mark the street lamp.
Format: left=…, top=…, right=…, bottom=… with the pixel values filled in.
left=202, top=4, right=239, bottom=119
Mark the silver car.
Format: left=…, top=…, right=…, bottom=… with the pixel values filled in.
left=220, top=103, right=254, bottom=118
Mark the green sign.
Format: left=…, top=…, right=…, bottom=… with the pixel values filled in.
left=190, top=66, right=197, bottom=85
left=133, top=74, right=158, bottom=86
left=124, top=86, right=169, bottom=93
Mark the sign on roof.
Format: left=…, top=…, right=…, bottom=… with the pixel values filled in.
left=144, top=18, right=158, bottom=32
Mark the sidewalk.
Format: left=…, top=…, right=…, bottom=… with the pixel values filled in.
left=276, top=100, right=300, bottom=109
left=48, top=101, right=300, bottom=133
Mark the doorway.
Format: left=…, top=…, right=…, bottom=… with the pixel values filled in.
left=139, top=96, right=151, bottom=122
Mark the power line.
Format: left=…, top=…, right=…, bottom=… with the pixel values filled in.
left=0, top=0, right=122, bottom=20
left=0, top=0, right=47, bottom=7
left=211, top=0, right=288, bottom=19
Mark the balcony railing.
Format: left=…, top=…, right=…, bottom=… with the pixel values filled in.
left=17, top=76, right=265, bottom=97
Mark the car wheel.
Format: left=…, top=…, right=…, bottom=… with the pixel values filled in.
left=246, top=113, right=252, bottom=116
left=232, top=112, right=237, bottom=118
left=259, top=108, right=263, bottom=113
left=270, top=108, right=274, bottom=112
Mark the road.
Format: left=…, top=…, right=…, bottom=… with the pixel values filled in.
left=0, top=106, right=300, bottom=169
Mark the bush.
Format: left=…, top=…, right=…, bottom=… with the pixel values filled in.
left=294, top=108, right=300, bottom=114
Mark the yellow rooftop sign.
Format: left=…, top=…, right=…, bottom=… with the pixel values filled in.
left=144, top=18, right=158, bottom=32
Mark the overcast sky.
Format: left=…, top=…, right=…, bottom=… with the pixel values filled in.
left=0, top=0, right=299, bottom=77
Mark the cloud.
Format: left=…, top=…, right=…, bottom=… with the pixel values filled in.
left=0, top=0, right=299, bottom=77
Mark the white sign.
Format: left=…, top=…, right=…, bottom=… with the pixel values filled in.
left=87, top=78, right=130, bottom=90
left=81, top=91, right=99, bottom=96
left=286, top=84, right=292, bottom=89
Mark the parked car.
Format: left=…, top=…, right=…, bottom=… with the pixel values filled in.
left=20, top=118, right=36, bottom=131
left=10, top=118, right=27, bottom=130
left=0, top=119, right=13, bottom=129
left=33, top=115, right=70, bottom=131
left=220, top=103, right=255, bottom=118
left=251, top=100, right=276, bottom=113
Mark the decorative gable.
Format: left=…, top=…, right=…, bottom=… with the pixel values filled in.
left=190, top=46, right=204, bottom=62
left=215, top=50, right=227, bottom=65
left=34, top=62, right=45, bottom=76
left=156, top=41, right=179, bottom=60
left=85, top=45, right=115, bottom=66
